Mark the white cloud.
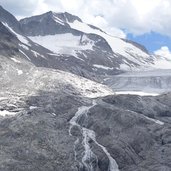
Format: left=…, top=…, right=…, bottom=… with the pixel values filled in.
left=2, top=0, right=171, bottom=37
left=153, top=46, right=171, bottom=69
left=0, top=0, right=39, bottom=16
left=154, top=46, right=171, bottom=59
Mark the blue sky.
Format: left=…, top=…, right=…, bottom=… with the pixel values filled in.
left=127, top=32, right=171, bottom=53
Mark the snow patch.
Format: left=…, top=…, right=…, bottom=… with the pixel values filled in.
left=0, top=110, right=17, bottom=117
left=19, top=50, right=31, bottom=61
left=29, top=106, right=38, bottom=110
left=16, top=69, right=23, bottom=75
left=0, top=97, right=8, bottom=101
left=51, top=113, right=56, bottom=116
left=19, top=44, right=29, bottom=50
left=144, top=116, right=164, bottom=125
left=29, top=33, right=94, bottom=56
left=120, top=64, right=131, bottom=70
left=11, top=58, right=21, bottom=63
left=53, top=15, right=65, bottom=25
left=93, top=64, right=113, bottom=70
left=31, top=50, right=45, bottom=58
left=114, top=91, right=159, bottom=96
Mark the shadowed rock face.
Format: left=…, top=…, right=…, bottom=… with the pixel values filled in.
left=20, top=11, right=82, bottom=36
left=0, top=22, right=19, bottom=56
left=0, top=92, right=171, bottom=171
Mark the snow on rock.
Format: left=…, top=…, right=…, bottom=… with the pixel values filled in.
left=93, top=64, right=113, bottom=70
left=144, top=116, right=164, bottom=125
left=29, top=106, right=38, bottom=110
left=31, top=50, right=45, bottom=58
left=114, top=91, right=159, bottom=96
left=19, top=50, right=31, bottom=61
left=68, top=20, right=151, bottom=67
left=0, top=110, right=17, bottom=117
left=11, top=58, right=21, bottom=63
left=19, top=44, right=29, bottom=50
left=29, top=33, right=94, bottom=56
left=53, top=15, right=65, bottom=25
left=0, top=97, right=8, bottom=100
left=16, top=69, right=23, bottom=75
left=68, top=20, right=171, bottom=70
left=119, top=64, right=132, bottom=71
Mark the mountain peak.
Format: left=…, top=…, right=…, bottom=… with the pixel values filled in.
left=20, top=11, right=82, bottom=25
left=49, top=11, right=82, bottom=23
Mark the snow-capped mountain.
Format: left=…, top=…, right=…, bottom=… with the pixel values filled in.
left=1, top=4, right=171, bottom=83
left=0, top=5, right=171, bottom=92
left=20, top=11, right=155, bottom=72
left=0, top=5, right=116, bottom=99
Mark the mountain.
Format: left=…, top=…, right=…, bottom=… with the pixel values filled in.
left=19, top=11, right=122, bottom=81
left=1, top=5, right=171, bottom=83
left=0, top=6, right=171, bottom=171
left=20, top=11, right=155, bottom=72
left=19, top=11, right=171, bottom=81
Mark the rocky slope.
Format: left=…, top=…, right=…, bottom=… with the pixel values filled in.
left=0, top=90, right=171, bottom=171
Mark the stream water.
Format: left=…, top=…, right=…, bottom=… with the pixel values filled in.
left=69, top=100, right=119, bottom=171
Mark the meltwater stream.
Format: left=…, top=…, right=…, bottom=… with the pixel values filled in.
left=69, top=100, right=119, bottom=171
